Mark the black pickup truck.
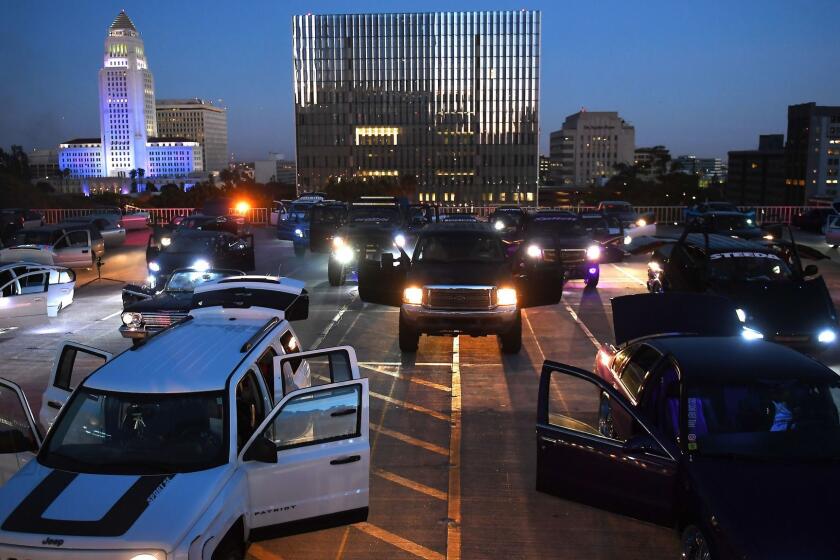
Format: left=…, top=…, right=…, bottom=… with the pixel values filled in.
left=357, top=223, right=564, bottom=353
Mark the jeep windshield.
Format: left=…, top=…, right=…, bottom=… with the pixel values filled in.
left=349, top=206, right=400, bottom=224
left=40, top=389, right=227, bottom=475
left=414, top=232, right=505, bottom=263
left=528, top=215, right=586, bottom=236
left=708, top=253, right=794, bottom=283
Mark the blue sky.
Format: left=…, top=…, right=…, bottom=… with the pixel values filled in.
left=1, top=0, right=838, bottom=161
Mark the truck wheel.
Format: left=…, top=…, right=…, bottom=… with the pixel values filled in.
left=212, top=520, right=246, bottom=560
left=399, top=312, right=420, bottom=352
left=294, top=244, right=306, bottom=258
left=499, top=312, right=522, bottom=354
left=584, top=272, right=600, bottom=289
left=328, top=259, right=346, bottom=286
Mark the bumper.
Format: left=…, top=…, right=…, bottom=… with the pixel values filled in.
left=402, top=304, right=519, bottom=336
left=119, top=325, right=163, bottom=340
left=0, top=545, right=166, bottom=559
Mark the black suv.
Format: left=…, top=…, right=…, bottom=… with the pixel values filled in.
left=358, top=223, right=564, bottom=353
left=521, top=210, right=603, bottom=288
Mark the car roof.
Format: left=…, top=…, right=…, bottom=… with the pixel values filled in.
left=682, top=233, right=767, bottom=252
left=645, top=336, right=834, bottom=383
left=0, top=261, right=66, bottom=271
left=85, top=316, right=277, bottom=394
left=705, top=211, right=746, bottom=217
left=420, top=223, right=494, bottom=234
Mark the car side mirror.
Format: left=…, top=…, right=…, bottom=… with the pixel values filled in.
left=623, top=433, right=662, bottom=456
left=243, top=435, right=277, bottom=463
left=804, top=264, right=819, bottom=276
left=381, top=253, right=395, bottom=268
left=0, top=429, right=37, bottom=454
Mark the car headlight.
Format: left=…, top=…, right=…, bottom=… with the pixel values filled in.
left=160, top=237, right=171, bottom=247
left=192, top=259, right=210, bottom=272
left=122, top=312, right=142, bottom=327
left=586, top=245, right=601, bottom=261
left=741, top=327, right=764, bottom=340
left=295, top=228, right=303, bottom=238
left=148, top=261, right=160, bottom=272
left=394, top=234, right=406, bottom=248
left=335, top=245, right=354, bottom=264
left=497, top=287, right=517, bottom=306
left=763, top=233, right=774, bottom=240
left=333, top=236, right=345, bottom=248
left=735, top=308, right=747, bottom=323
left=403, top=287, right=424, bottom=305
left=746, top=218, right=753, bottom=225
left=648, top=261, right=662, bottom=273
left=130, top=554, right=164, bottom=560
left=623, top=235, right=632, bottom=245
left=636, top=218, right=647, bottom=227
left=818, top=329, right=837, bottom=344
left=526, top=244, right=542, bottom=259
left=493, top=220, right=505, bottom=231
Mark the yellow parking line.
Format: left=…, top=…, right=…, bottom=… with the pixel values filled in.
left=248, top=543, right=284, bottom=560
left=359, top=361, right=451, bottom=366
left=360, top=363, right=452, bottom=392
left=370, top=391, right=449, bottom=421
left=371, top=425, right=448, bottom=456
left=447, top=336, right=462, bottom=560
left=334, top=527, right=350, bottom=560
left=374, top=468, right=447, bottom=501
left=355, top=522, right=445, bottom=560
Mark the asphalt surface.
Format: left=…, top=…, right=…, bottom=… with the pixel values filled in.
left=2, top=225, right=840, bottom=560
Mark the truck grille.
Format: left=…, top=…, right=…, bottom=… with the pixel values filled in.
left=141, top=311, right=188, bottom=328
left=426, top=287, right=495, bottom=310
left=546, top=249, right=586, bottom=265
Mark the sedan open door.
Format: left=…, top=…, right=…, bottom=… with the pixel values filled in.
left=0, top=378, right=41, bottom=485
left=39, top=341, right=112, bottom=430
left=241, top=346, right=369, bottom=539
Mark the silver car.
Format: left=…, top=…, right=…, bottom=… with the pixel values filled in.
left=60, top=215, right=126, bottom=248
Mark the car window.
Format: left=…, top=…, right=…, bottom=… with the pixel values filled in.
left=53, top=235, right=68, bottom=249
left=0, top=270, right=17, bottom=297
left=268, top=384, right=361, bottom=450
left=620, top=344, right=662, bottom=399
left=638, top=360, right=681, bottom=443
left=18, top=271, right=47, bottom=293
left=67, top=230, right=89, bottom=247
left=0, top=383, right=39, bottom=453
left=235, top=371, right=265, bottom=451
left=546, top=370, right=641, bottom=442
left=256, top=347, right=278, bottom=400
left=54, top=346, right=108, bottom=391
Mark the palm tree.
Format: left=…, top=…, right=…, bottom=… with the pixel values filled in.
left=137, top=168, right=145, bottom=181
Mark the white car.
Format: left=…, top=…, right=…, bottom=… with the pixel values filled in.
left=0, top=261, right=76, bottom=318
left=60, top=215, right=127, bottom=248
left=7, top=225, right=105, bottom=268
left=0, top=277, right=370, bottom=559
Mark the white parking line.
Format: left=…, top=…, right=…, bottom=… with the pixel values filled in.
left=447, top=336, right=462, bottom=560
left=99, top=310, right=122, bottom=321
left=563, top=303, right=602, bottom=350
left=610, top=263, right=648, bottom=287
left=310, top=296, right=356, bottom=349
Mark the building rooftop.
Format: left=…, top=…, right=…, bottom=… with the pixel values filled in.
left=156, top=98, right=222, bottom=108
left=61, top=138, right=101, bottom=145
left=110, top=10, right=137, bottom=32
left=148, top=136, right=197, bottom=143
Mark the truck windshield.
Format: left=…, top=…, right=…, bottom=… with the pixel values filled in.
left=686, top=376, right=840, bottom=461
left=40, top=389, right=227, bottom=474
left=415, top=233, right=504, bottom=263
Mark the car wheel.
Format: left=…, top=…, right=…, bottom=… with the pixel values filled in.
left=499, top=311, right=522, bottom=354
left=681, top=525, right=712, bottom=560
left=398, top=311, right=420, bottom=352
left=212, top=521, right=246, bottom=560
left=584, top=272, right=600, bottom=289
left=328, top=259, right=346, bottom=286
left=294, top=244, right=306, bottom=258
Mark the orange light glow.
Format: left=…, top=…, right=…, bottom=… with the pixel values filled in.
left=235, top=201, right=251, bottom=215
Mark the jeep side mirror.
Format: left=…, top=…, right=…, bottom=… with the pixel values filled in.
left=804, top=264, right=819, bottom=276
left=243, top=435, right=277, bottom=463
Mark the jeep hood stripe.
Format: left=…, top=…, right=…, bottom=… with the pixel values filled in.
left=2, top=470, right=172, bottom=536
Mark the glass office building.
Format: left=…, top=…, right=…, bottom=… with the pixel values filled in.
left=292, top=11, right=541, bottom=204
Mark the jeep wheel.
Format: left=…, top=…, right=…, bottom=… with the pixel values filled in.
left=294, top=244, right=306, bottom=258
left=212, top=521, right=246, bottom=560
left=681, top=525, right=712, bottom=560
left=584, top=272, right=600, bottom=289
left=328, top=259, right=346, bottom=286
left=499, top=312, right=522, bottom=354
left=399, top=312, right=420, bottom=352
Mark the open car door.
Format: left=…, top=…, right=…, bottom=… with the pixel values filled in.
left=512, top=250, right=564, bottom=308
left=0, top=378, right=41, bottom=486
left=536, top=361, right=677, bottom=525
left=357, top=252, right=407, bottom=307
left=241, top=346, right=369, bottom=539
left=39, top=341, right=112, bottom=430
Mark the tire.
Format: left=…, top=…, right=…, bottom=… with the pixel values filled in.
left=499, top=311, right=522, bottom=354
left=294, top=243, right=306, bottom=258
left=584, top=272, right=600, bottom=289
left=681, top=525, right=712, bottom=560
left=398, top=311, right=420, bottom=352
left=328, top=259, right=346, bottom=286
left=212, top=521, right=246, bottom=560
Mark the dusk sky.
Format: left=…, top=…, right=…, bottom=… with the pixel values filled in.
left=2, top=0, right=838, bottom=162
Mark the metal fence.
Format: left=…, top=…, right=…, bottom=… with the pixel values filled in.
left=36, top=204, right=825, bottom=227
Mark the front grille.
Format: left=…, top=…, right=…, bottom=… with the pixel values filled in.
left=558, top=249, right=586, bottom=265
left=363, top=242, right=381, bottom=261
left=426, top=287, right=495, bottom=310
left=141, top=311, right=188, bottom=328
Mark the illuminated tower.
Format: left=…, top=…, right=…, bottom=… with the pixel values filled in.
left=98, top=10, right=157, bottom=177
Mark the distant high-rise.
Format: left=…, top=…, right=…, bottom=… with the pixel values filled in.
left=727, top=136, right=788, bottom=204
left=292, top=11, right=541, bottom=204
left=549, top=111, right=635, bottom=187
left=786, top=102, right=840, bottom=201
left=156, top=98, right=229, bottom=173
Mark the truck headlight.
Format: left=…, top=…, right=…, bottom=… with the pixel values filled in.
left=493, top=220, right=505, bottom=231
left=335, top=245, right=354, bottom=264
left=333, top=236, right=345, bottom=248
left=160, top=236, right=171, bottom=247
left=735, top=308, right=747, bottom=323
left=192, top=259, right=210, bottom=272
left=403, top=287, right=423, bottom=305
left=636, top=218, right=647, bottom=227
left=741, top=327, right=764, bottom=340
left=497, top=287, right=517, bottom=306
left=624, top=235, right=632, bottom=245
left=122, top=312, right=142, bottom=327
left=295, top=228, right=303, bottom=238
left=148, top=261, right=160, bottom=272
left=818, top=329, right=837, bottom=344
left=394, top=234, right=406, bottom=248
left=526, top=244, right=542, bottom=259
left=586, top=245, right=601, bottom=261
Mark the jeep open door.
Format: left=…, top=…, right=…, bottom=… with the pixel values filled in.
left=0, top=378, right=41, bottom=486
left=357, top=252, right=407, bottom=307
left=511, top=249, right=564, bottom=308
left=39, top=341, right=112, bottom=430
left=241, top=346, right=369, bottom=538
